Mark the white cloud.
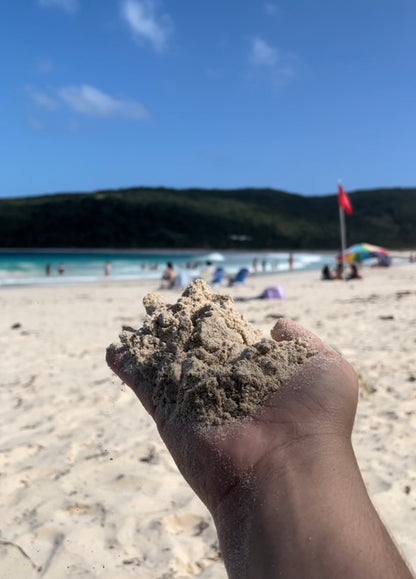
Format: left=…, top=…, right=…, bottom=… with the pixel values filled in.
left=26, top=86, right=60, bottom=110
left=250, top=38, right=279, bottom=67
left=121, top=0, right=172, bottom=52
left=38, top=0, right=78, bottom=13
left=59, top=84, right=150, bottom=120
left=249, top=37, right=296, bottom=88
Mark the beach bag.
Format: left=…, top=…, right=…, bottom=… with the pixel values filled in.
left=260, top=285, right=285, bottom=299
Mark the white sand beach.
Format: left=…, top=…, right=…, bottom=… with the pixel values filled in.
left=0, top=263, right=415, bottom=578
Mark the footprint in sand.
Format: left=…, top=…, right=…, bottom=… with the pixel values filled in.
left=139, top=445, right=160, bottom=465
left=62, top=502, right=106, bottom=527
left=162, top=512, right=210, bottom=536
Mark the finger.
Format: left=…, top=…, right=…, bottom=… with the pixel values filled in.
left=270, top=317, right=325, bottom=352
left=106, top=343, right=156, bottom=418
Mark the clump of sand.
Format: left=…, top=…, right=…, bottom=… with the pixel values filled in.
left=110, top=279, right=317, bottom=426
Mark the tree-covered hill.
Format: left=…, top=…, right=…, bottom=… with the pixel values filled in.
left=0, top=186, right=415, bottom=250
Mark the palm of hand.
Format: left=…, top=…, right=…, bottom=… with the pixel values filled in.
left=107, top=319, right=358, bottom=513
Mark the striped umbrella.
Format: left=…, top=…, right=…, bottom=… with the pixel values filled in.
left=338, top=242, right=389, bottom=263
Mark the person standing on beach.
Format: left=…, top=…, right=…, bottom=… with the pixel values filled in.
left=288, top=252, right=294, bottom=271
left=107, top=318, right=414, bottom=579
left=160, top=262, right=177, bottom=289
left=58, top=263, right=65, bottom=275
left=200, top=261, right=215, bottom=282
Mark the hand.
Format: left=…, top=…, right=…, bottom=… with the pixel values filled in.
left=106, top=318, right=358, bottom=513
left=107, top=317, right=413, bottom=579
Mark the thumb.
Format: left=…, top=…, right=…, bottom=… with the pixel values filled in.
left=271, top=317, right=325, bottom=353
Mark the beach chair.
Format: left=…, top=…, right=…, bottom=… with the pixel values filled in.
left=228, top=267, right=249, bottom=286
left=211, top=267, right=225, bottom=285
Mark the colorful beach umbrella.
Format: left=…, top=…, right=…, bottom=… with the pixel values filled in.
left=337, top=242, right=389, bottom=263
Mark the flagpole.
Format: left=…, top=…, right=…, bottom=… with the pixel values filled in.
left=339, top=206, right=347, bottom=250
left=337, top=181, right=354, bottom=279
left=339, top=195, right=347, bottom=280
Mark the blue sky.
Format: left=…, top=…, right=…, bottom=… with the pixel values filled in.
left=2, top=0, right=416, bottom=198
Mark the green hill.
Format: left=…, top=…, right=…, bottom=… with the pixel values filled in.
left=1, top=186, right=415, bottom=250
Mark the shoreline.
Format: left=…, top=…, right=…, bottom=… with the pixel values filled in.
left=1, top=248, right=413, bottom=290
left=0, top=249, right=328, bottom=288
left=0, top=255, right=413, bottom=289
left=0, top=268, right=314, bottom=289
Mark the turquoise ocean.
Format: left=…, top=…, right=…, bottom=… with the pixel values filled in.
left=0, top=249, right=336, bottom=287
